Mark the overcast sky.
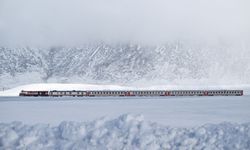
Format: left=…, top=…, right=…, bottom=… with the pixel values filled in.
left=0, top=0, right=249, bottom=46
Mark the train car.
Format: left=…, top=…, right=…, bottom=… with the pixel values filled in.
left=126, top=91, right=166, bottom=96
left=19, top=90, right=49, bottom=96
left=87, top=91, right=126, bottom=97
left=169, top=90, right=205, bottom=96
left=207, top=90, right=243, bottom=96
left=49, top=90, right=87, bottom=97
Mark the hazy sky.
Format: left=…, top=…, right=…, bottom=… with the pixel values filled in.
left=0, top=0, right=249, bottom=46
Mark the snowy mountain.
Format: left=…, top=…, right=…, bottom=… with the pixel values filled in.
left=0, top=42, right=249, bottom=88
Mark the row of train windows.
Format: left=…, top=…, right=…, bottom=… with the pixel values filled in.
left=90, top=91, right=165, bottom=94
left=209, top=91, right=240, bottom=94
left=171, top=91, right=202, bottom=94
left=90, top=91, right=125, bottom=94
left=133, top=91, right=164, bottom=94
left=50, top=91, right=241, bottom=95
left=51, top=92, right=86, bottom=95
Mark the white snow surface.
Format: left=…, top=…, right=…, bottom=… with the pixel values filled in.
left=1, top=83, right=250, bottom=96
left=1, top=96, right=250, bottom=127
left=0, top=114, right=250, bottom=150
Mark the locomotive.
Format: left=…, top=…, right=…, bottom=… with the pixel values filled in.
left=19, top=90, right=243, bottom=97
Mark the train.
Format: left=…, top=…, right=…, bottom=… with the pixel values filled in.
left=19, top=90, right=243, bottom=97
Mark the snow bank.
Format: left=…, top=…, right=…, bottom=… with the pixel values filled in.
left=1, top=83, right=250, bottom=96
left=0, top=114, right=250, bottom=150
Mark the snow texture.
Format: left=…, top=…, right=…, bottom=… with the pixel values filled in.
left=1, top=96, right=250, bottom=127
left=1, top=42, right=250, bottom=89
left=0, top=114, right=250, bottom=150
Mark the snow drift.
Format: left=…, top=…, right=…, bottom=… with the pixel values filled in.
left=0, top=114, right=250, bottom=150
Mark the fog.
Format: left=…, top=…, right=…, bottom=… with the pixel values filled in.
left=0, top=0, right=249, bottom=46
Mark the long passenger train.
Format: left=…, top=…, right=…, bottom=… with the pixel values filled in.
left=19, top=90, right=243, bottom=97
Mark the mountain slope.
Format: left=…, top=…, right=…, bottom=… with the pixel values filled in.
left=0, top=42, right=249, bottom=88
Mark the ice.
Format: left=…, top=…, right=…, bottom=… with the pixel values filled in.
left=0, top=114, right=250, bottom=150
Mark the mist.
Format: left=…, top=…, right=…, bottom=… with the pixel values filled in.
left=0, top=0, right=249, bottom=47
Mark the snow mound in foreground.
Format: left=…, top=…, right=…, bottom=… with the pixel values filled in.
left=1, top=114, right=250, bottom=150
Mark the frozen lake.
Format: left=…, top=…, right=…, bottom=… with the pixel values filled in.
left=1, top=96, right=250, bottom=127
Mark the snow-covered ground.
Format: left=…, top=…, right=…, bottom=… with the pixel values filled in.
left=1, top=114, right=250, bottom=150
left=1, top=83, right=250, bottom=149
left=1, top=96, right=250, bottom=127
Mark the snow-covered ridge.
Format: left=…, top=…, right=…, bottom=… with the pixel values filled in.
left=0, top=114, right=249, bottom=150
left=1, top=42, right=250, bottom=88
left=1, top=83, right=250, bottom=96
